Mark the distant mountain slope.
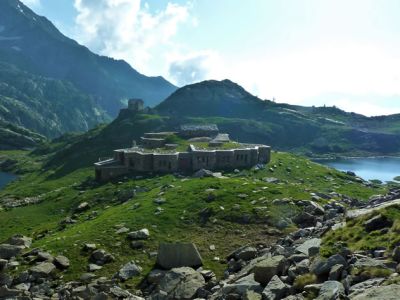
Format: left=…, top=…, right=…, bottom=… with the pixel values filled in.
left=0, top=62, right=108, bottom=138
left=0, top=120, right=45, bottom=150
left=0, top=0, right=177, bottom=116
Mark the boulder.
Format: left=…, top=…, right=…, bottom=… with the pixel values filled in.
left=392, top=246, right=400, bottom=263
left=127, top=228, right=150, bottom=240
left=328, top=264, right=344, bottom=281
left=193, top=169, right=214, bottom=178
left=307, top=201, right=325, bottom=215
left=83, top=243, right=97, bottom=251
left=222, top=274, right=262, bottom=295
left=29, top=262, right=56, bottom=278
left=293, top=212, right=317, bottom=228
left=262, top=275, right=289, bottom=300
left=253, top=255, right=289, bottom=285
left=363, top=214, right=392, bottom=232
left=310, top=254, right=346, bottom=276
left=148, top=269, right=167, bottom=284
left=348, top=278, right=385, bottom=297
left=54, top=255, right=70, bottom=270
left=76, top=202, right=90, bottom=212
left=88, top=263, right=102, bottom=272
left=0, top=259, right=7, bottom=272
left=90, top=249, right=115, bottom=265
left=228, top=246, right=258, bottom=261
left=295, top=238, right=321, bottom=256
left=0, top=244, right=23, bottom=260
left=351, top=284, right=400, bottom=300
left=316, top=281, right=345, bottom=300
left=155, top=267, right=205, bottom=299
left=114, top=261, right=142, bottom=281
left=7, top=235, right=32, bottom=248
left=156, top=242, right=203, bottom=269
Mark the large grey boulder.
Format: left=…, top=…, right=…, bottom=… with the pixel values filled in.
left=310, top=254, right=347, bottom=276
left=253, top=255, right=289, bottom=285
left=0, top=244, right=23, bottom=260
left=221, top=274, right=262, bottom=295
left=114, top=261, right=142, bottom=281
left=262, top=275, right=289, bottom=300
left=348, top=278, right=385, bottom=297
left=316, top=281, right=345, bottom=300
left=29, top=262, right=56, bottom=278
left=156, top=243, right=203, bottom=269
left=295, top=238, right=321, bottom=256
left=351, top=284, right=400, bottom=299
left=155, top=267, right=205, bottom=299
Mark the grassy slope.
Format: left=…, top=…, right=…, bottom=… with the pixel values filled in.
left=0, top=150, right=386, bottom=286
left=321, top=204, right=400, bottom=257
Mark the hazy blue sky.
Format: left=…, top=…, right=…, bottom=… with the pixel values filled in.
left=21, top=0, right=400, bottom=116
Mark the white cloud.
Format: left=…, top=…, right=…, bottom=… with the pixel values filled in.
left=20, top=0, right=41, bottom=7
left=194, top=42, right=400, bottom=116
left=167, top=51, right=220, bottom=86
left=73, top=0, right=191, bottom=74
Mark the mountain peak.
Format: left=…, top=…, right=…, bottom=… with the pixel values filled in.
left=156, top=79, right=266, bottom=118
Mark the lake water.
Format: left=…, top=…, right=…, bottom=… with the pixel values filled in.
left=317, top=157, right=400, bottom=182
left=0, top=172, right=17, bottom=190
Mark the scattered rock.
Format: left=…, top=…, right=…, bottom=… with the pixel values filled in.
left=228, top=246, right=258, bottom=261
left=351, top=284, right=400, bottom=300
left=114, top=261, right=142, bottom=281
left=7, top=235, right=32, bottom=248
left=90, top=249, right=115, bottom=265
left=253, top=255, right=289, bottom=285
left=154, top=267, right=205, bottom=299
left=54, top=255, right=70, bottom=270
left=29, top=262, right=56, bottom=279
left=127, top=228, right=150, bottom=240
left=316, top=280, right=345, bottom=300
left=262, top=275, right=289, bottom=299
left=0, top=244, right=23, bottom=260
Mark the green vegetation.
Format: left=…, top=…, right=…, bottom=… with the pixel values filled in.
left=0, top=149, right=387, bottom=286
left=321, top=205, right=400, bottom=257
left=293, top=273, right=318, bottom=291
left=0, top=62, right=109, bottom=139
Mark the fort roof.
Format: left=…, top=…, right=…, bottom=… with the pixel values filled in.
left=180, top=124, right=219, bottom=132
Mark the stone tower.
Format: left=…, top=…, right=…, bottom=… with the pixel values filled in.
left=128, top=99, right=144, bottom=112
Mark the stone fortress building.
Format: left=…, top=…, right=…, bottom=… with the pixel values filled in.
left=94, top=100, right=271, bottom=181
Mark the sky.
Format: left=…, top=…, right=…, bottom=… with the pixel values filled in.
left=20, top=0, right=400, bottom=116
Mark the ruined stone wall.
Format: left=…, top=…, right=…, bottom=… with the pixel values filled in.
left=153, top=154, right=179, bottom=172
left=258, top=146, right=271, bottom=164
left=215, top=150, right=235, bottom=169
left=231, top=149, right=253, bottom=168
left=178, top=152, right=192, bottom=172
left=95, top=165, right=129, bottom=182
left=191, top=151, right=217, bottom=171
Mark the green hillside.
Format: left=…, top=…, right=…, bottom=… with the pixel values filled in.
left=0, top=148, right=386, bottom=284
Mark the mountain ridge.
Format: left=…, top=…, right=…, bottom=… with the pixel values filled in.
left=0, top=0, right=177, bottom=117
